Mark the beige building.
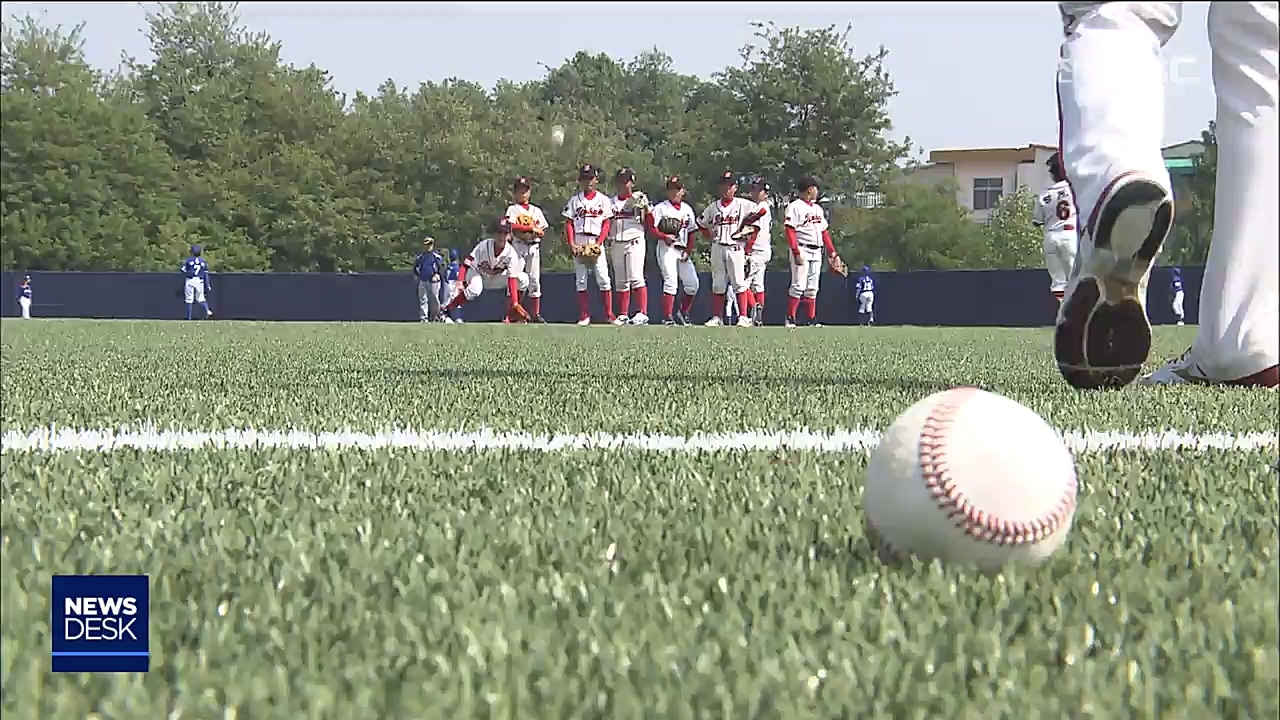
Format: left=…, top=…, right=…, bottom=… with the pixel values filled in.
left=907, top=141, right=1204, bottom=222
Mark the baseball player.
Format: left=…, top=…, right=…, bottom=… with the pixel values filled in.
left=646, top=175, right=700, bottom=325
left=440, top=217, right=530, bottom=322
left=562, top=163, right=615, bottom=326
left=784, top=177, right=842, bottom=328
left=697, top=171, right=757, bottom=327
left=504, top=176, right=551, bottom=323
left=442, top=249, right=463, bottom=323
left=180, top=245, right=213, bottom=320
left=741, top=178, right=773, bottom=325
left=608, top=167, right=650, bottom=326
left=16, top=275, right=32, bottom=319
left=1170, top=266, right=1185, bottom=326
left=412, top=237, right=445, bottom=322
left=855, top=265, right=876, bottom=326
left=1058, top=2, right=1277, bottom=389
left=1032, top=152, right=1079, bottom=307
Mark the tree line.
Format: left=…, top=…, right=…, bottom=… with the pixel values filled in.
left=0, top=2, right=1216, bottom=273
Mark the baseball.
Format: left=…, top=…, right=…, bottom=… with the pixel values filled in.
left=863, top=387, right=1078, bottom=571
left=551, top=125, right=565, bottom=146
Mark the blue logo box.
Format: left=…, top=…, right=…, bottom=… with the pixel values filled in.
left=51, top=575, right=150, bottom=673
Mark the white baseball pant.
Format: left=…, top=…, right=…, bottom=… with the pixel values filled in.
left=710, top=244, right=747, bottom=294
left=725, top=290, right=739, bottom=318
left=788, top=245, right=823, bottom=299
left=746, top=249, right=771, bottom=293
left=858, top=291, right=875, bottom=315
left=183, top=277, right=206, bottom=304
left=1059, top=1, right=1278, bottom=381
left=417, top=280, right=442, bottom=321
left=1171, top=289, right=1185, bottom=319
left=656, top=243, right=699, bottom=296
left=573, top=243, right=611, bottom=292
left=461, top=269, right=529, bottom=300
left=18, top=296, right=31, bottom=319
left=513, top=241, right=542, bottom=298
left=1043, top=233, right=1078, bottom=296
left=610, top=239, right=645, bottom=291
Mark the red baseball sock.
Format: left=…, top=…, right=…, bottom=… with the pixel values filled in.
left=506, top=277, right=519, bottom=307
left=446, top=293, right=467, bottom=311
left=712, top=293, right=726, bottom=317
left=743, top=291, right=756, bottom=313
left=802, top=297, right=817, bottom=322
left=635, top=286, right=648, bottom=315
left=577, top=290, right=589, bottom=319
left=601, top=289, right=614, bottom=319
left=529, top=296, right=541, bottom=317
left=736, top=291, right=750, bottom=316
left=662, top=292, right=675, bottom=317
left=617, top=289, right=631, bottom=317
left=756, top=291, right=765, bottom=309
left=679, top=293, right=694, bottom=315
left=786, top=296, right=800, bottom=317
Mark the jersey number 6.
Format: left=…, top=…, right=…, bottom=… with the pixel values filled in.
left=1055, top=199, right=1073, bottom=221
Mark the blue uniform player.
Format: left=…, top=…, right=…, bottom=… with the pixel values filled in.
left=1170, top=266, right=1185, bottom=326
left=17, top=274, right=33, bottom=319
left=181, top=245, right=213, bottom=320
left=413, top=237, right=445, bottom=322
left=442, top=248, right=463, bottom=323
left=855, top=265, right=876, bottom=325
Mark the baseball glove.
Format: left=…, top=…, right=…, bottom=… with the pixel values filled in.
left=655, top=216, right=683, bottom=235
left=829, top=255, right=849, bottom=277
left=514, top=213, right=538, bottom=242
left=575, top=243, right=603, bottom=259
left=730, top=224, right=758, bottom=242
left=507, top=302, right=531, bottom=323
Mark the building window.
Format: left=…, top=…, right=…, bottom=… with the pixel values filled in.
left=972, top=177, right=1004, bottom=211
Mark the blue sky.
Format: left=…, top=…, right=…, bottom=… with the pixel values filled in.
left=6, top=2, right=1217, bottom=157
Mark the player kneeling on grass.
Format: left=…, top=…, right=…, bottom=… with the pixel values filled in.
left=441, top=217, right=531, bottom=324
left=647, top=175, right=700, bottom=326
left=505, top=175, right=550, bottom=323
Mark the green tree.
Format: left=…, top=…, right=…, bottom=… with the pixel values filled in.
left=1165, top=121, right=1215, bottom=266
left=982, top=185, right=1044, bottom=269
left=837, top=179, right=990, bottom=271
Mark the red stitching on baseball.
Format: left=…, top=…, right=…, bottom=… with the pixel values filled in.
left=867, top=388, right=1078, bottom=560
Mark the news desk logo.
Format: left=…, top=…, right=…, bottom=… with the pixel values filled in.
left=51, top=575, right=150, bottom=673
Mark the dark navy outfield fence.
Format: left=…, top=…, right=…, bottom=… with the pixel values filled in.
left=1, top=267, right=1200, bottom=327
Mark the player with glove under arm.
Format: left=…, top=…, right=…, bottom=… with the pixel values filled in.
left=608, top=167, right=651, bottom=325
left=504, top=176, right=551, bottom=323
left=647, top=176, right=700, bottom=325
left=441, top=217, right=530, bottom=323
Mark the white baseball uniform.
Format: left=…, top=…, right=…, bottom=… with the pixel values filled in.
left=1032, top=179, right=1080, bottom=298
left=562, top=190, right=613, bottom=292
left=785, top=199, right=830, bottom=300
left=746, top=201, right=773, bottom=294
left=1058, top=1, right=1277, bottom=382
left=503, top=202, right=550, bottom=299
left=699, top=197, right=756, bottom=294
left=609, top=194, right=647, bottom=291
left=459, top=238, right=529, bottom=301
left=649, top=200, right=700, bottom=297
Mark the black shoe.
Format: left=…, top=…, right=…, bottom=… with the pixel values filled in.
left=1055, top=175, right=1174, bottom=390
left=674, top=312, right=688, bottom=326
left=531, top=315, right=548, bottom=324
left=785, top=316, right=797, bottom=328
left=663, top=317, right=676, bottom=326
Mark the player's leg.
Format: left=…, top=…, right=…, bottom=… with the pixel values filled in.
left=657, top=244, right=679, bottom=324
left=1143, top=1, right=1279, bottom=386
left=627, top=245, right=648, bottom=324
left=678, top=257, right=699, bottom=324
left=786, top=254, right=806, bottom=327
left=1054, top=2, right=1182, bottom=388
left=198, top=283, right=211, bottom=318
left=526, top=246, right=544, bottom=321
left=864, top=292, right=876, bottom=325
left=445, top=270, right=484, bottom=313
left=427, top=280, right=442, bottom=321
left=610, top=242, right=630, bottom=322
left=707, top=246, right=728, bottom=326
left=183, top=279, right=196, bottom=320
left=1171, top=289, right=1185, bottom=325
left=729, top=248, right=751, bottom=327
left=19, top=296, right=30, bottom=319
left=802, top=257, right=821, bottom=326
left=1043, top=237, right=1072, bottom=306
left=416, top=281, right=430, bottom=322
left=573, top=257, right=591, bottom=324
left=593, top=252, right=615, bottom=323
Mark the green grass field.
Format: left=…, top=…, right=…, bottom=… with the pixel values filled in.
left=2, top=320, right=1277, bottom=719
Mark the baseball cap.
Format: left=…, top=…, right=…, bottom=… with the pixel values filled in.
left=750, top=177, right=771, bottom=192
left=512, top=176, right=531, bottom=190
left=796, top=176, right=819, bottom=191
left=490, top=216, right=512, bottom=235
left=717, top=170, right=736, bottom=185
left=665, top=175, right=684, bottom=189
left=615, top=167, right=635, bottom=183
left=423, top=236, right=436, bottom=247
left=578, top=164, right=597, bottom=179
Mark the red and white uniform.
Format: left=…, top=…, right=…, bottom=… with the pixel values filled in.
left=1032, top=180, right=1079, bottom=299
left=745, top=201, right=773, bottom=293
left=698, top=197, right=756, bottom=295
left=648, top=200, right=700, bottom=299
left=562, top=190, right=614, bottom=293
left=784, top=199, right=835, bottom=300
left=504, top=202, right=550, bottom=299
left=457, top=237, right=529, bottom=302
left=608, top=194, right=647, bottom=292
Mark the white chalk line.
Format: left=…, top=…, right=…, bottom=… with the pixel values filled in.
left=0, top=426, right=1275, bottom=454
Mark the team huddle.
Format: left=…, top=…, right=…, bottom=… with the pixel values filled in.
left=422, top=165, right=851, bottom=327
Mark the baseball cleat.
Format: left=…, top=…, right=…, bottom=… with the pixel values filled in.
left=630, top=312, right=649, bottom=326
left=673, top=312, right=688, bottom=326
left=1138, top=349, right=1279, bottom=388
left=736, top=316, right=753, bottom=328
left=577, top=317, right=591, bottom=326
left=785, top=316, right=797, bottom=329
left=1055, top=174, right=1174, bottom=389
left=441, top=316, right=454, bottom=324
left=531, top=315, right=547, bottom=324
left=662, top=317, right=676, bottom=326
left=612, top=316, right=628, bottom=326
left=704, top=317, right=722, bottom=327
